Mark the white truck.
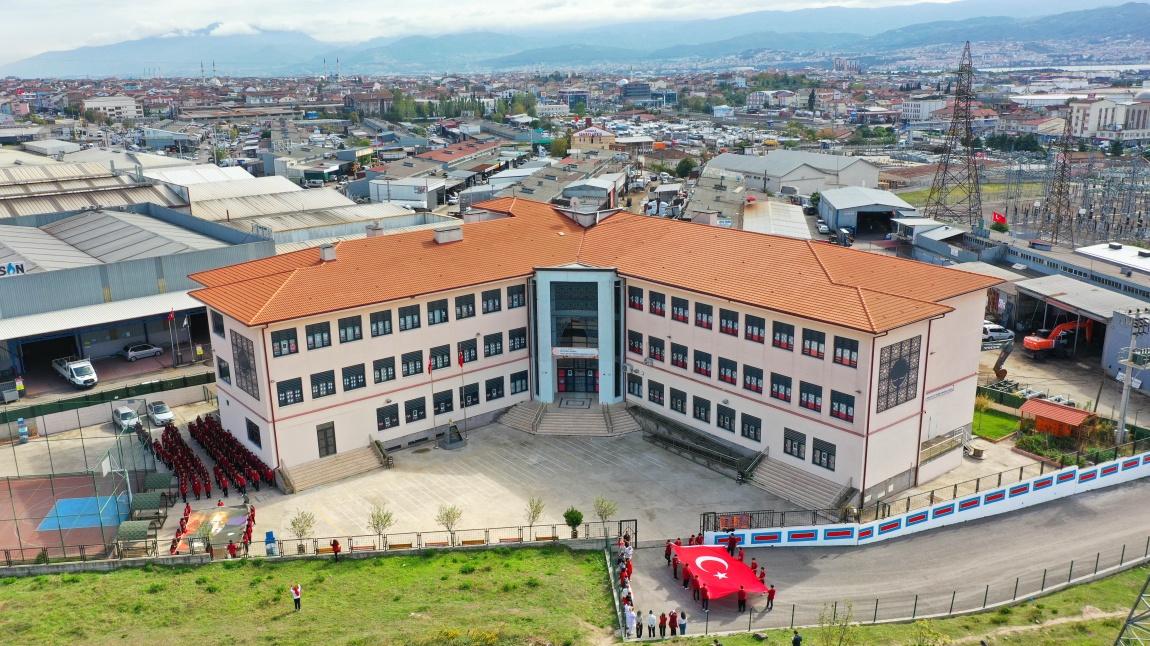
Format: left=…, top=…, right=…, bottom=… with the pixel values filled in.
left=52, top=356, right=98, bottom=389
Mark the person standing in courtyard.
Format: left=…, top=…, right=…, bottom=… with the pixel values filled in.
left=726, top=532, right=738, bottom=556
left=691, top=571, right=701, bottom=601
left=792, top=630, right=802, bottom=645
left=750, top=556, right=758, bottom=573
left=700, top=583, right=710, bottom=610
left=682, top=562, right=691, bottom=589
left=226, top=540, right=238, bottom=559
left=688, top=533, right=696, bottom=546
left=668, top=609, right=678, bottom=637
left=679, top=610, right=687, bottom=635
left=624, top=605, right=636, bottom=638
left=767, top=584, right=776, bottom=610
left=659, top=611, right=667, bottom=637
left=759, top=566, right=767, bottom=586
left=671, top=551, right=680, bottom=579
left=738, top=585, right=748, bottom=612
left=290, top=582, right=302, bottom=611
left=646, top=609, right=656, bottom=637
left=664, top=540, right=672, bottom=565
left=737, top=547, right=745, bottom=563
left=330, top=538, right=341, bottom=561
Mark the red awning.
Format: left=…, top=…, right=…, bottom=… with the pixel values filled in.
left=672, top=544, right=768, bottom=599
left=1019, top=399, right=1093, bottom=427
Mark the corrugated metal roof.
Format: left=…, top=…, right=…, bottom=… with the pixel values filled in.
left=188, top=189, right=354, bottom=221
left=0, top=290, right=201, bottom=342
left=0, top=174, right=136, bottom=199
left=143, top=165, right=253, bottom=186
left=218, top=203, right=420, bottom=233
left=1019, top=398, right=1093, bottom=426
left=0, top=224, right=100, bottom=272
left=1015, top=274, right=1147, bottom=323
left=41, top=211, right=225, bottom=263
left=0, top=162, right=114, bottom=187
left=186, top=176, right=301, bottom=202
left=0, top=185, right=185, bottom=218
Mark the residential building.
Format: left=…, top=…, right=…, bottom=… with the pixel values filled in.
left=537, top=103, right=570, bottom=118
left=82, top=95, right=141, bottom=121
left=192, top=198, right=997, bottom=504
left=900, top=95, right=948, bottom=123
left=571, top=126, right=616, bottom=151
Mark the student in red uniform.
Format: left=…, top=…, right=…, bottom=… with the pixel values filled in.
left=668, top=609, right=678, bottom=637
left=750, top=557, right=758, bottom=573
left=179, top=480, right=188, bottom=503
left=625, top=557, right=633, bottom=578
left=726, top=533, right=738, bottom=556
left=682, top=563, right=691, bottom=589
left=700, top=583, right=710, bottom=610
left=737, top=585, right=748, bottom=612
left=226, top=540, right=238, bottom=559
left=759, top=566, right=767, bottom=585
left=219, top=474, right=229, bottom=497
left=688, top=533, right=697, bottom=546
left=664, top=540, right=672, bottom=565
left=203, top=478, right=212, bottom=498
left=217, top=499, right=225, bottom=507
left=737, top=547, right=745, bottom=563
left=192, top=478, right=202, bottom=500
left=235, top=473, right=247, bottom=495
left=767, top=584, right=776, bottom=611
left=658, top=611, right=668, bottom=637
left=183, top=502, right=191, bottom=517
left=330, top=538, right=341, bottom=561
left=691, top=572, right=701, bottom=601
left=618, top=567, right=628, bottom=588
left=671, top=552, right=680, bottom=579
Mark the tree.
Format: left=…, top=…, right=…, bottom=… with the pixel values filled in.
left=1109, top=139, right=1125, bottom=157
left=435, top=504, right=463, bottom=537
left=989, top=221, right=1009, bottom=233
left=809, top=192, right=821, bottom=209
left=815, top=601, right=859, bottom=646
left=367, top=502, right=395, bottom=538
left=525, top=497, right=545, bottom=533
left=549, top=136, right=569, bottom=158
left=288, top=509, right=316, bottom=554
left=572, top=101, right=587, bottom=117
left=563, top=506, right=583, bottom=538
left=910, top=619, right=950, bottom=645
left=675, top=158, right=696, bottom=178
left=593, top=496, right=618, bottom=533
left=807, top=89, right=817, bottom=112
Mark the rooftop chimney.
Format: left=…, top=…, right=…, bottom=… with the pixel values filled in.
left=366, top=223, right=385, bottom=237
left=434, top=224, right=463, bottom=244
left=319, top=244, right=336, bottom=262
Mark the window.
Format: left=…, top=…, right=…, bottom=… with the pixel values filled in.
left=458, top=339, right=478, bottom=364
left=486, top=376, right=505, bottom=401
left=718, top=357, right=737, bottom=385
left=772, top=322, right=795, bottom=351
left=813, top=438, right=836, bottom=471
left=627, top=330, right=644, bottom=355
left=401, top=350, right=423, bottom=377
left=508, top=327, right=527, bottom=351
left=404, top=397, right=426, bottom=423
left=717, top=404, right=736, bottom=432
left=377, top=404, right=399, bottom=431
left=649, top=291, right=666, bottom=316
left=507, top=284, right=526, bottom=309
left=482, top=288, right=502, bottom=313
left=670, top=343, right=688, bottom=369
left=784, top=429, right=806, bottom=460
left=671, top=297, right=689, bottom=323
left=719, top=309, right=739, bottom=336
left=341, top=364, right=366, bottom=391
left=430, top=344, right=451, bottom=370
left=484, top=332, right=504, bottom=357
left=877, top=336, right=922, bottom=413
left=211, top=310, right=225, bottom=337
left=743, top=365, right=764, bottom=394
left=455, top=294, right=476, bottom=320
left=246, top=419, right=261, bottom=447
left=627, top=286, right=643, bottom=310
left=834, top=337, right=860, bottom=368
left=338, top=316, right=363, bottom=343
left=370, top=310, right=393, bottom=336
left=799, top=381, right=823, bottom=412
left=695, top=303, right=713, bottom=329
left=648, top=337, right=665, bottom=362
left=831, top=391, right=856, bottom=422
left=648, top=380, right=664, bottom=405
left=510, top=370, right=528, bottom=394
left=271, top=328, right=298, bottom=357
left=770, top=373, right=792, bottom=402
left=460, top=383, right=480, bottom=407
left=311, top=370, right=337, bottom=399
left=693, top=350, right=712, bottom=377
left=627, top=373, right=643, bottom=397
left=231, top=332, right=259, bottom=400
left=427, top=299, right=449, bottom=325
left=305, top=322, right=331, bottom=350
left=802, top=329, right=826, bottom=359
left=434, top=389, right=454, bottom=414
left=373, top=357, right=396, bottom=383
left=670, top=388, right=687, bottom=414
left=277, top=378, right=303, bottom=407
left=741, top=414, right=762, bottom=442
left=745, top=315, right=766, bottom=343
left=217, top=358, right=231, bottom=385
left=692, top=396, right=711, bottom=423
left=316, top=422, right=337, bottom=458
left=398, top=305, right=420, bottom=331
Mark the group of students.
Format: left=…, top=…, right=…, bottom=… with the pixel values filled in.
left=188, top=415, right=275, bottom=497
left=149, top=423, right=211, bottom=505
left=627, top=608, right=689, bottom=639
left=168, top=501, right=257, bottom=557
left=667, top=536, right=776, bottom=613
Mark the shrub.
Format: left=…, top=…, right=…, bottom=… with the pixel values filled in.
left=563, top=507, right=583, bottom=529
left=459, top=564, right=476, bottom=575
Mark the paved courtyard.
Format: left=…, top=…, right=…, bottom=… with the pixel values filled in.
left=245, top=423, right=800, bottom=543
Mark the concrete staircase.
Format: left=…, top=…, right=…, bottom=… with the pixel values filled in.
left=748, top=455, right=849, bottom=512
left=606, top=403, right=641, bottom=435
left=282, top=447, right=384, bottom=493
left=497, top=401, right=542, bottom=433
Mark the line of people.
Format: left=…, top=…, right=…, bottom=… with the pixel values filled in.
left=666, top=537, right=777, bottom=613
left=149, top=423, right=211, bottom=504
left=188, top=415, right=275, bottom=497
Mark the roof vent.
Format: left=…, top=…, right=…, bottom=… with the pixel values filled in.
left=434, top=224, right=463, bottom=244
left=366, top=223, right=386, bottom=238
left=1109, top=242, right=1123, bottom=250
left=319, top=244, right=336, bottom=262
left=1139, top=249, right=1150, bottom=258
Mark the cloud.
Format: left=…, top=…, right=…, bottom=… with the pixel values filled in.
left=209, top=22, right=261, bottom=37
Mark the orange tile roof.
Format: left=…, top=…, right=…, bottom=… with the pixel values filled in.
left=415, top=140, right=504, bottom=164
left=1019, top=399, right=1094, bottom=427
left=190, top=198, right=1000, bottom=332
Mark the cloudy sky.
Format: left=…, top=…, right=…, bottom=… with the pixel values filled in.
left=0, top=0, right=952, bottom=65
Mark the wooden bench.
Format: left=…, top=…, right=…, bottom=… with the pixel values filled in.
left=350, top=544, right=376, bottom=552
left=460, top=539, right=486, bottom=546
left=388, top=543, right=413, bottom=550
left=424, top=541, right=450, bottom=548
left=534, top=535, right=559, bottom=542
left=120, top=545, right=153, bottom=559
left=316, top=546, right=336, bottom=555
left=498, top=537, right=522, bottom=543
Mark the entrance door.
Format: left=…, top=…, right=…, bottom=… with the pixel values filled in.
left=316, top=422, right=337, bottom=458
left=557, top=359, right=599, bottom=393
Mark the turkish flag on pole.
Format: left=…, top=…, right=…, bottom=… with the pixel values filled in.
left=167, top=308, right=175, bottom=322
left=992, top=211, right=1007, bottom=224
left=672, top=544, right=767, bottom=599
left=458, top=351, right=465, bottom=367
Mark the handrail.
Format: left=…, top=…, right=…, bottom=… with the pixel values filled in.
left=530, top=402, right=547, bottom=433
left=645, top=431, right=742, bottom=470
left=602, top=405, right=613, bottom=434
left=740, top=447, right=769, bottom=481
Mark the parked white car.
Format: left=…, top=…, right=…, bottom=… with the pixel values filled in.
left=112, top=406, right=140, bottom=432
left=120, top=343, right=163, bottom=361
left=147, top=401, right=175, bottom=427
left=982, top=323, right=1014, bottom=342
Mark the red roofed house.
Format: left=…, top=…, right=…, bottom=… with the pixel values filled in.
left=1019, top=399, right=1095, bottom=438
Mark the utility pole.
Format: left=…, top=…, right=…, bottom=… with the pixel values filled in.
left=1116, top=311, right=1149, bottom=444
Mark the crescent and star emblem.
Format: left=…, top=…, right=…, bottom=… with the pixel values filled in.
left=694, top=555, right=730, bottom=579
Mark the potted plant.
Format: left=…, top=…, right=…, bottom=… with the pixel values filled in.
left=564, top=506, right=583, bottom=539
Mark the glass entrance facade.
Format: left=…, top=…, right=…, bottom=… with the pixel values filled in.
left=557, top=358, right=599, bottom=393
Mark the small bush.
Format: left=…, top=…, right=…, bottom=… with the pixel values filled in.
left=459, top=564, right=476, bottom=574
left=501, top=582, right=517, bottom=593
left=458, top=582, right=472, bottom=591
left=145, top=583, right=165, bottom=594
left=525, top=577, right=541, bottom=588
left=205, top=584, right=220, bottom=594
left=194, top=576, right=208, bottom=585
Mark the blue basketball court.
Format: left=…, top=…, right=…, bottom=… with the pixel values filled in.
left=37, top=495, right=129, bottom=531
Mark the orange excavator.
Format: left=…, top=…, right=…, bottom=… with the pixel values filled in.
left=1023, top=320, right=1093, bottom=358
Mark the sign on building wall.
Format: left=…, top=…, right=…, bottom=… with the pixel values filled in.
left=552, top=347, right=598, bottom=358
left=0, top=261, right=26, bottom=278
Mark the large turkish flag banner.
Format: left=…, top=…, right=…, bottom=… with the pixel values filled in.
left=672, top=544, right=768, bottom=599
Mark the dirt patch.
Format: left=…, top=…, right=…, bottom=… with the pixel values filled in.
left=951, top=607, right=1125, bottom=644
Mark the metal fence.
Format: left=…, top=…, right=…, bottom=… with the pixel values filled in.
left=0, top=372, right=215, bottom=425
left=636, top=535, right=1150, bottom=639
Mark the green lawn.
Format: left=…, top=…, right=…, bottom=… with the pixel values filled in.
left=974, top=409, right=1021, bottom=441
left=678, top=565, right=1146, bottom=645
left=897, top=182, right=1045, bottom=208
left=0, top=546, right=614, bottom=646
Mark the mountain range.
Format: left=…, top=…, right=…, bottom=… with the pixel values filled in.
left=2, top=0, right=1147, bottom=77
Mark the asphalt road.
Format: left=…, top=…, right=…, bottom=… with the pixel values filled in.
left=631, top=477, right=1150, bottom=631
